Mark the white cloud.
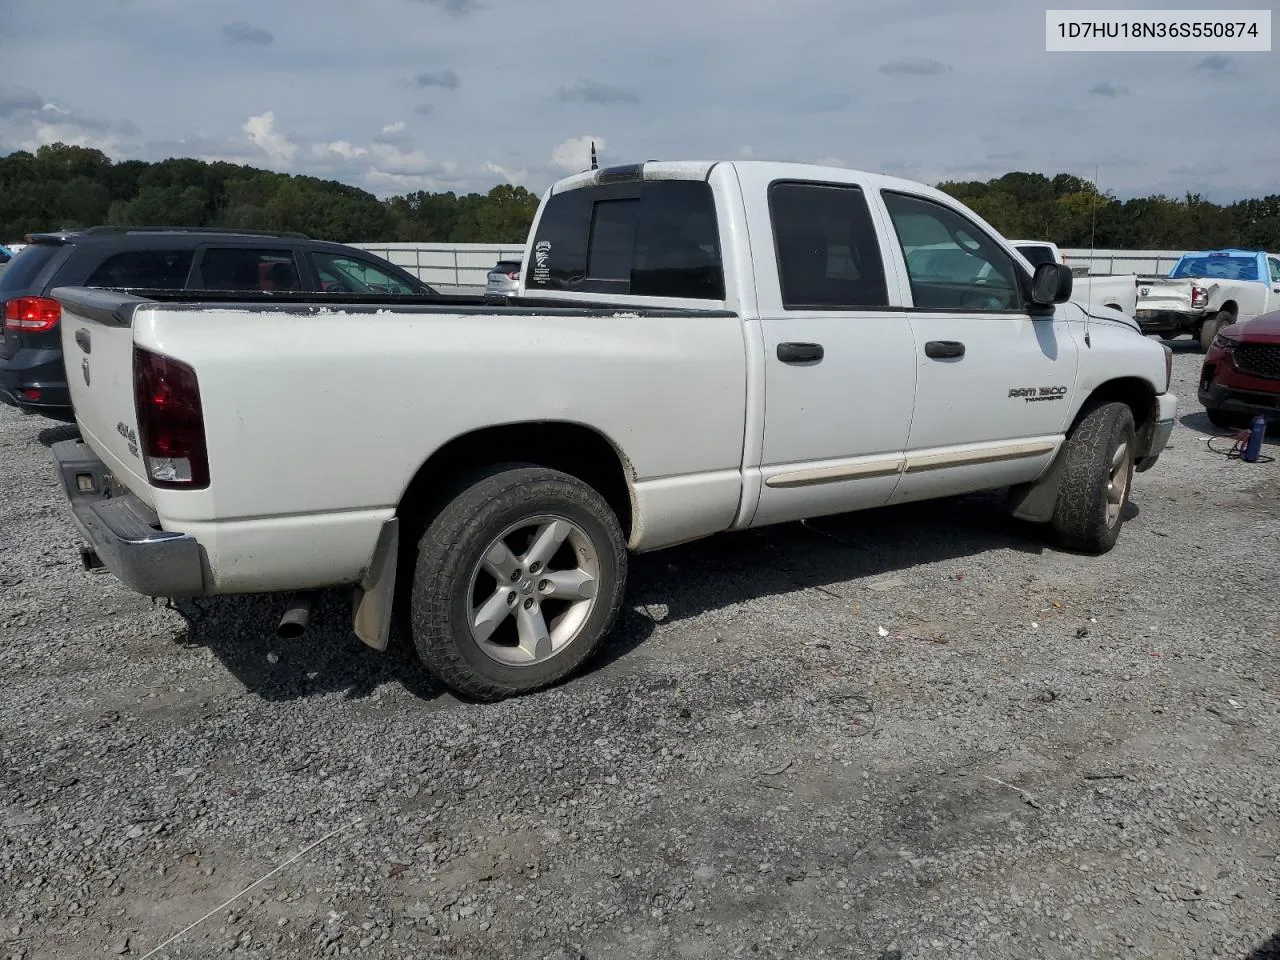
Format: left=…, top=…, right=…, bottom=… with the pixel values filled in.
left=550, top=135, right=604, bottom=174
left=483, top=160, right=528, bottom=185
left=365, top=168, right=445, bottom=192
left=381, top=120, right=407, bottom=136
left=243, top=111, right=296, bottom=164
left=22, top=122, right=122, bottom=156
left=369, top=142, right=434, bottom=174
left=2, top=0, right=1279, bottom=204
left=313, top=140, right=368, bottom=161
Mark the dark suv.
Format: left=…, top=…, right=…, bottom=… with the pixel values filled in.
left=0, top=227, right=438, bottom=421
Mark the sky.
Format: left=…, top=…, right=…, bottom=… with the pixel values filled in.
left=0, top=0, right=1275, bottom=202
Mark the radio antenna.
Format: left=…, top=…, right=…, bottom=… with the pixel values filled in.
left=1089, top=163, right=1099, bottom=265
left=590, top=141, right=598, bottom=171
left=1084, top=163, right=1100, bottom=348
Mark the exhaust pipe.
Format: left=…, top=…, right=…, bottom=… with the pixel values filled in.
left=277, top=593, right=317, bottom=640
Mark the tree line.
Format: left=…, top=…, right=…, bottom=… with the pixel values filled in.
left=0, top=143, right=539, bottom=245
left=937, top=172, right=1280, bottom=251
left=3, top=143, right=1279, bottom=251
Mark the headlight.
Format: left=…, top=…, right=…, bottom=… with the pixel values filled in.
left=1212, top=333, right=1240, bottom=351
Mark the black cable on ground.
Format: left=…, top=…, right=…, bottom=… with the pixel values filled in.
left=1205, top=430, right=1276, bottom=464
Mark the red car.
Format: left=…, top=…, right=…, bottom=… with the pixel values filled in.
left=1199, top=310, right=1280, bottom=428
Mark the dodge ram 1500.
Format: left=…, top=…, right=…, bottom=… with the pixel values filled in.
left=49, top=160, right=1177, bottom=700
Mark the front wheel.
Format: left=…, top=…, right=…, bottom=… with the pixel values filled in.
left=1049, top=402, right=1136, bottom=554
left=409, top=464, right=628, bottom=701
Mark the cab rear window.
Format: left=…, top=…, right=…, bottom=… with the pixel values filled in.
left=1171, top=255, right=1259, bottom=281
left=527, top=179, right=724, bottom=300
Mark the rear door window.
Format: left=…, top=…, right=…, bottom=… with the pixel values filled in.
left=197, top=248, right=300, bottom=290
left=84, top=250, right=195, bottom=289
left=769, top=181, right=889, bottom=310
left=527, top=179, right=724, bottom=300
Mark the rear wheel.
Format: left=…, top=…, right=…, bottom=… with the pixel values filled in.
left=1049, top=402, right=1136, bottom=554
left=409, top=464, right=628, bottom=701
left=1199, top=310, right=1234, bottom=353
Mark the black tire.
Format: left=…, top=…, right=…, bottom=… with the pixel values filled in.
left=1199, top=310, right=1234, bottom=353
left=1049, top=402, right=1136, bottom=554
left=409, top=464, right=627, bottom=701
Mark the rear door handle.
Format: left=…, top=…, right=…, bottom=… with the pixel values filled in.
left=75, top=328, right=91, bottom=354
left=777, top=342, right=824, bottom=364
left=924, top=340, right=965, bottom=360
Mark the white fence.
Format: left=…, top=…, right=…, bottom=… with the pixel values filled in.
left=349, top=243, right=1195, bottom=290
left=1060, top=248, right=1187, bottom=276
left=348, top=243, right=525, bottom=291
left=0, top=237, right=1204, bottom=289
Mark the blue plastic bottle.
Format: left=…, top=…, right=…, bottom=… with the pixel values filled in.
left=1242, top=415, right=1267, bottom=463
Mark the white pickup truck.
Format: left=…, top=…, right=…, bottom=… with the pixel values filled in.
left=49, top=160, right=1177, bottom=701
left=1008, top=239, right=1140, bottom=318
left=1134, top=249, right=1280, bottom=351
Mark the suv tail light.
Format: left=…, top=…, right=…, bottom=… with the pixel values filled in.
left=133, top=346, right=210, bottom=489
left=506, top=270, right=520, bottom=280
left=1191, top=286, right=1208, bottom=310
left=3, top=296, right=61, bottom=332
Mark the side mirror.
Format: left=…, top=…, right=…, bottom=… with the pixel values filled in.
left=1030, top=262, right=1073, bottom=305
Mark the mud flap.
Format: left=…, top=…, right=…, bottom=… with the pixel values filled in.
left=352, top=517, right=399, bottom=651
left=1005, top=447, right=1069, bottom=524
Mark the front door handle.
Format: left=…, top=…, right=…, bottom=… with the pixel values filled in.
left=74, top=328, right=91, bottom=354
left=777, top=342, right=824, bottom=364
left=924, top=340, right=965, bottom=360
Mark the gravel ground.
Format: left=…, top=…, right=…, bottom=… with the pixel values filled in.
left=1, top=344, right=1278, bottom=960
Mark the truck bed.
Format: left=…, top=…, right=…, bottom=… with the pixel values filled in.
left=55, top=286, right=739, bottom=323
left=53, top=284, right=752, bottom=592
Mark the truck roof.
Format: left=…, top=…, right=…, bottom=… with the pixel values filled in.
left=1177, top=248, right=1264, bottom=259
left=550, top=159, right=961, bottom=206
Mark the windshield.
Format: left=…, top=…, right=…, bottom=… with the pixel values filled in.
left=1170, top=254, right=1259, bottom=281
left=0, top=243, right=60, bottom=294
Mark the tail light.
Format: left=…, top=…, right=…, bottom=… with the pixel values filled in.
left=133, top=346, right=209, bottom=489
left=1191, top=286, right=1208, bottom=310
left=1163, top=344, right=1173, bottom=392
left=506, top=270, right=520, bottom=280
left=3, top=296, right=61, bottom=332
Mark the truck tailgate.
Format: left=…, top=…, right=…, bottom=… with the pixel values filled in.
left=1136, top=277, right=1194, bottom=312
left=56, top=288, right=156, bottom=508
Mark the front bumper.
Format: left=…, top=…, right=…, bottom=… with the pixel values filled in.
left=1135, top=392, right=1177, bottom=473
left=1198, top=382, right=1280, bottom=420
left=50, top=438, right=207, bottom=597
